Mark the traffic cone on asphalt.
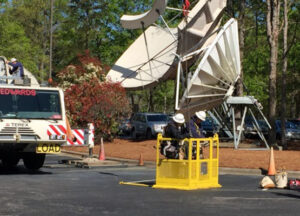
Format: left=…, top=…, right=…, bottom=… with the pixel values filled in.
left=138, top=153, right=144, bottom=166
left=98, top=138, right=105, bottom=161
left=267, top=146, right=276, bottom=176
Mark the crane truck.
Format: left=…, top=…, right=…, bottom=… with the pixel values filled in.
left=0, top=56, right=67, bottom=170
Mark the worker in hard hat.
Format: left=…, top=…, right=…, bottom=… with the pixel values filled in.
left=164, top=113, right=189, bottom=139
left=162, top=113, right=189, bottom=159
left=187, top=111, right=207, bottom=159
left=6, top=58, right=24, bottom=78
left=188, top=111, right=206, bottom=138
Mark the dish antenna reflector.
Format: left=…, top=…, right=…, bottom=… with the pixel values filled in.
left=177, top=18, right=241, bottom=114
left=107, top=0, right=227, bottom=90
left=106, top=26, right=178, bottom=90
left=120, top=0, right=168, bottom=29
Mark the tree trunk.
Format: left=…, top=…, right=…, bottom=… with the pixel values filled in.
left=255, top=10, right=259, bottom=73
left=280, top=0, right=288, bottom=149
left=235, top=0, right=246, bottom=132
left=164, top=82, right=167, bottom=113
left=85, top=8, right=90, bottom=50
left=49, top=0, right=54, bottom=80
left=266, top=0, right=280, bottom=146
left=236, top=0, right=245, bottom=97
left=147, top=88, right=154, bottom=112
left=296, top=94, right=300, bottom=118
left=130, top=93, right=135, bottom=112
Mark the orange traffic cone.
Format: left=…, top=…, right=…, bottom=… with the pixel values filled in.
left=138, top=153, right=144, bottom=166
left=267, top=146, right=276, bottom=176
left=98, top=138, right=105, bottom=161
left=66, top=117, right=74, bottom=141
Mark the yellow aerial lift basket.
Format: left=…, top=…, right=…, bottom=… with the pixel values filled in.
left=153, top=133, right=221, bottom=190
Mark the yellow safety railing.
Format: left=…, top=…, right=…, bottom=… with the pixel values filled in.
left=153, top=133, right=221, bottom=190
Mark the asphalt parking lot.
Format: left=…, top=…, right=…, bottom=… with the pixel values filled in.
left=0, top=154, right=299, bottom=216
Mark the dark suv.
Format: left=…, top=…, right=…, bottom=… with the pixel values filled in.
left=275, top=120, right=300, bottom=140
left=130, top=113, right=169, bottom=139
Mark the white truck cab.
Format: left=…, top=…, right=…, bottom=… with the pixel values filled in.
left=0, top=56, right=67, bottom=170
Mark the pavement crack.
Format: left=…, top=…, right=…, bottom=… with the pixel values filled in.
left=99, top=172, right=119, bottom=177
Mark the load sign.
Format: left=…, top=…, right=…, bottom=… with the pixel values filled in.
left=36, top=144, right=61, bottom=154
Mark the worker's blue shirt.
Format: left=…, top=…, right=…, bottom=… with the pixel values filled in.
left=8, top=62, right=24, bottom=77
left=188, top=116, right=205, bottom=138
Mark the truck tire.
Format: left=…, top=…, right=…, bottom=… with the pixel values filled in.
left=22, top=153, right=46, bottom=170
left=1, top=152, right=20, bottom=168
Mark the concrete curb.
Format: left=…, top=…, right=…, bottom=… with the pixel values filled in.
left=61, top=150, right=155, bottom=167
left=61, top=150, right=300, bottom=178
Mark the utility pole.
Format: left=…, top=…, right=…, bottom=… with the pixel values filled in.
left=49, top=0, right=54, bottom=82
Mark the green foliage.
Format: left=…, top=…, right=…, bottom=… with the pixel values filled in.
left=244, top=74, right=269, bottom=110
left=58, top=51, right=130, bottom=141
left=130, top=80, right=175, bottom=113
left=54, top=0, right=150, bottom=69
left=0, top=0, right=299, bottom=120
left=0, top=16, right=38, bottom=75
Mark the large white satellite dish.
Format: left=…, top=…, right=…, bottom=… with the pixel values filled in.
left=107, top=0, right=227, bottom=90
left=177, top=18, right=240, bottom=114
left=120, top=0, right=168, bottom=29
left=107, top=26, right=178, bottom=89
left=23, top=68, right=39, bottom=86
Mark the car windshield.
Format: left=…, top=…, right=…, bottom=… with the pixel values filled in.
left=147, top=115, right=167, bottom=122
left=0, top=88, right=62, bottom=119
left=286, top=121, right=297, bottom=129
left=258, top=120, right=268, bottom=127
left=276, top=121, right=298, bottom=129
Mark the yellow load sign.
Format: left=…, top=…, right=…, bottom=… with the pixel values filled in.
left=36, top=144, right=61, bottom=154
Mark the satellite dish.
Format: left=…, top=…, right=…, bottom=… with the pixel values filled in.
left=120, top=0, right=168, bottom=29
left=177, top=18, right=241, bottom=114
left=107, top=26, right=178, bottom=90
left=107, top=0, right=227, bottom=90
left=177, top=0, right=227, bottom=55
left=23, top=68, right=39, bottom=86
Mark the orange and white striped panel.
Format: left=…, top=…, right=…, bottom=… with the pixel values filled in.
left=47, top=125, right=87, bottom=146
left=68, top=129, right=85, bottom=146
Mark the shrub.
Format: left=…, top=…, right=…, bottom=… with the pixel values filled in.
left=58, top=50, right=130, bottom=141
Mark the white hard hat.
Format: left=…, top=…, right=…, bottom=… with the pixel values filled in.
left=172, top=113, right=185, bottom=124
left=195, top=111, right=206, bottom=121
left=10, top=58, right=17, bottom=62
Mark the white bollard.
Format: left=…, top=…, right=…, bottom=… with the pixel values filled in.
left=86, top=123, right=95, bottom=157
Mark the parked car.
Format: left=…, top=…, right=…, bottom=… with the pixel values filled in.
left=275, top=120, right=300, bottom=140
left=201, top=117, right=219, bottom=137
left=288, top=119, right=300, bottom=129
left=244, top=119, right=269, bottom=139
left=118, top=119, right=132, bottom=136
left=130, top=113, right=169, bottom=139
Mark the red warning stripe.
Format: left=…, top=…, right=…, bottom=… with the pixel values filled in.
left=74, top=129, right=84, bottom=141
left=49, top=125, right=61, bottom=135
left=57, top=125, right=67, bottom=134
left=48, top=125, right=88, bottom=146
left=67, top=138, right=74, bottom=145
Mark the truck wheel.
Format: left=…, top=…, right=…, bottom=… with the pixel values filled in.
left=22, top=153, right=46, bottom=170
left=1, top=152, right=20, bottom=168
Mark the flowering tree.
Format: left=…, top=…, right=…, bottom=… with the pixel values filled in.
left=58, top=51, right=130, bottom=141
